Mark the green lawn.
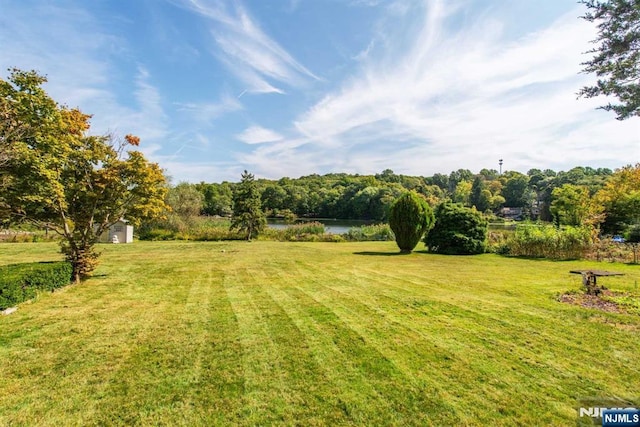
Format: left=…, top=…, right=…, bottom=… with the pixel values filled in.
left=1, top=241, right=638, bottom=426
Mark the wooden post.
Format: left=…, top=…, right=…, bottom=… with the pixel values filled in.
left=582, top=272, right=600, bottom=295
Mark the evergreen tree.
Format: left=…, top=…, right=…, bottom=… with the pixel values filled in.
left=425, top=202, right=488, bottom=255
left=388, top=192, right=434, bottom=253
left=578, top=0, right=640, bottom=120
left=470, top=176, right=490, bottom=212
left=231, top=170, right=266, bottom=240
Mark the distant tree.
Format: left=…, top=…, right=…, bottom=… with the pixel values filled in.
left=470, top=176, right=491, bottom=212
left=231, top=170, right=266, bottom=240
left=430, top=173, right=450, bottom=192
left=550, top=184, right=603, bottom=227
left=167, top=183, right=204, bottom=219
left=595, top=164, right=640, bottom=234
left=448, top=169, right=473, bottom=193
left=1, top=69, right=168, bottom=281
left=479, top=168, right=499, bottom=180
left=388, top=192, right=434, bottom=253
left=159, top=182, right=205, bottom=233
left=502, top=172, right=530, bottom=207
left=376, top=168, right=401, bottom=183
left=453, top=180, right=472, bottom=206
left=261, top=184, right=288, bottom=213
left=578, top=0, right=640, bottom=120
left=425, top=202, right=488, bottom=255
left=351, top=186, right=393, bottom=220
left=195, top=182, right=233, bottom=216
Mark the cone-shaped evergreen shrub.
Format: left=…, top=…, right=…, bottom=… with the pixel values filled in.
left=425, top=202, right=488, bottom=255
left=388, top=192, right=434, bottom=253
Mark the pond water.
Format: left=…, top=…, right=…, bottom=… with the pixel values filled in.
left=267, top=218, right=375, bottom=234
left=267, top=220, right=516, bottom=235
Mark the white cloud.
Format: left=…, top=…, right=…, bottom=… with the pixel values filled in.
left=172, top=0, right=319, bottom=94
left=161, top=160, right=242, bottom=183
left=0, top=3, right=172, bottom=161
left=239, top=1, right=640, bottom=178
left=236, top=126, right=284, bottom=144
left=176, top=93, right=243, bottom=123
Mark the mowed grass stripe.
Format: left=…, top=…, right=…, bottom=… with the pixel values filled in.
left=1, top=244, right=247, bottom=426
left=1, top=241, right=639, bottom=425
left=89, top=254, right=246, bottom=426
left=288, top=251, right=636, bottom=424
left=284, top=285, right=460, bottom=426
left=224, top=253, right=388, bottom=426
left=264, top=267, right=423, bottom=425
left=268, top=259, right=461, bottom=425
left=296, top=271, right=497, bottom=424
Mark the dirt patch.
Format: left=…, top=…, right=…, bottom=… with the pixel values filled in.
left=557, top=289, right=639, bottom=315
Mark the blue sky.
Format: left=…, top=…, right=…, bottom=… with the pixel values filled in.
left=1, top=0, right=638, bottom=182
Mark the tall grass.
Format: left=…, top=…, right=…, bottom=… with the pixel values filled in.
left=345, top=223, right=395, bottom=241
left=504, top=223, right=592, bottom=260
left=260, top=221, right=343, bottom=242
left=139, top=216, right=242, bottom=241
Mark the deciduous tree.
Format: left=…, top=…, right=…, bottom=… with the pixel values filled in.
left=1, top=69, right=168, bottom=282
left=596, top=164, right=640, bottom=233
left=550, top=184, right=603, bottom=227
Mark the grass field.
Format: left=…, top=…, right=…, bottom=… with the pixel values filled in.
left=1, top=241, right=639, bottom=425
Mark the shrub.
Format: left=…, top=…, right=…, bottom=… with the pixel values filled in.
left=587, top=237, right=630, bottom=263
left=138, top=217, right=236, bottom=241
left=345, top=224, right=395, bottom=241
left=624, top=224, right=640, bottom=264
left=425, top=202, right=488, bottom=255
left=0, top=262, right=72, bottom=310
left=139, top=228, right=177, bottom=241
left=388, top=192, right=434, bottom=253
left=504, top=223, right=592, bottom=260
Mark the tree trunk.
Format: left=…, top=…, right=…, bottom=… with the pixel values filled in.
left=62, top=240, right=99, bottom=283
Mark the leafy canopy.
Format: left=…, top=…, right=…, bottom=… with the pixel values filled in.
left=550, top=184, right=603, bottom=227
left=595, top=163, right=640, bottom=234
left=1, top=68, right=168, bottom=281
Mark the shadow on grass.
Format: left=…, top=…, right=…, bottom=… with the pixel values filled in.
left=503, top=255, right=580, bottom=262
left=353, top=251, right=412, bottom=256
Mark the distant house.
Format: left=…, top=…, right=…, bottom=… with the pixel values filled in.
left=99, top=219, right=134, bottom=243
left=499, top=207, right=523, bottom=221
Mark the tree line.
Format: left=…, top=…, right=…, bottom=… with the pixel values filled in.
left=170, top=164, right=640, bottom=235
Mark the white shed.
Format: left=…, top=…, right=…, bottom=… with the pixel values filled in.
left=100, top=219, right=134, bottom=243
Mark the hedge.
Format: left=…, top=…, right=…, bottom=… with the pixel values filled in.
left=0, top=261, right=72, bottom=310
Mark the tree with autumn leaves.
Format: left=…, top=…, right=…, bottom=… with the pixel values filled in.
left=595, top=164, right=640, bottom=234
left=1, top=68, right=168, bottom=282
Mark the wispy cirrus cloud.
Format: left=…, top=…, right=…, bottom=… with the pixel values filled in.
left=0, top=2, right=170, bottom=152
left=236, top=125, right=284, bottom=144
left=176, top=93, right=243, bottom=124
left=239, top=0, right=639, bottom=177
left=170, top=0, right=319, bottom=94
